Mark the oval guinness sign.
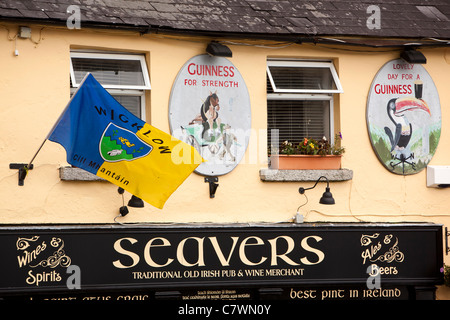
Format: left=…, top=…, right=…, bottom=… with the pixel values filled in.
left=169, top=54, right=251, bottom=176
left=366, top=59, right=441, bottom=175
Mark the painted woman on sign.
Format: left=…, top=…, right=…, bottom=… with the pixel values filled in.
left=189, top=92, right=222, bottom=138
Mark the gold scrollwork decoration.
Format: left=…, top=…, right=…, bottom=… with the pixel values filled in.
left=360, top=233, right=379, bottom=246
left=30, top=239, right=71, bottom=268
left=370, top=238, right=404, bottom=263
left=16, top=236, right=40, bottom=250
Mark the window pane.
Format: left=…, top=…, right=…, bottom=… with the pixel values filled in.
left=72, top=58, right=145, bottom=87
left=112, top=95, right=141, bottom=119
left=268, top=66, right=336, bottom=91
left=267, top=100, right=330, bottom=150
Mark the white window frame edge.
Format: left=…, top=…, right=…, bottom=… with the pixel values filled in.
left=266, top=60, right=343, bottom=94
left=267, top=93, right=332, bottom=101
left=70, top=51, right=151, bottom=90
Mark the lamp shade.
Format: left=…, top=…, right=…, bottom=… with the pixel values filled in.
left=206, top=42, right=232, bottom=57
left=400, top=49, right=426, bottom=64
left=128, top=195, right=144, bottom=207
left=319, top=187, right=335, bottom=205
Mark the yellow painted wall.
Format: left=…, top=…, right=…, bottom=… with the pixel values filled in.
left=1, top=24, right=450, bottom=298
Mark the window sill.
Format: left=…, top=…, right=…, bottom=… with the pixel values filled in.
left=59, top=166, right=105, bottom=181
left=61, top=166, right=353, bottom=183
left=259, top=168, right=353, bottom=182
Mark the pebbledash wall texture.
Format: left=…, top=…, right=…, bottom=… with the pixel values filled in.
left=1, top=0, right=450, bottom=300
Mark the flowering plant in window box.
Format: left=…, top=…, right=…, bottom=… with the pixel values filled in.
left=271, top=134, right=345, bottom=170
left=442, top=265, right=450, bottom=287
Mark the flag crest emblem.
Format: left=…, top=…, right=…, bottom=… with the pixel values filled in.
left=100, top=123, right=152, bottom=162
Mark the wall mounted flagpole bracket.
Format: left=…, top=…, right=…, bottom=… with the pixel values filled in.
left=9, top=163, right=34, bottom=186
left=10, top=138, right=47, bottom=186
left=204, top=176, right=219, bottom=198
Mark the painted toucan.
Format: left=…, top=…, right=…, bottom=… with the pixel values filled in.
left=384, top=97, right=431, bottom=153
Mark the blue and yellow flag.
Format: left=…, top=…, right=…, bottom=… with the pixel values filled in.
left=48, top=73, right=202, bottom=209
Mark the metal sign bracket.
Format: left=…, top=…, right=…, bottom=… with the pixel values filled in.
left=204, top=176, right=219, bottom=198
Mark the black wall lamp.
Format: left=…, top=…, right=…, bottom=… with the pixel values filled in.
left=299, top=176, right=335, bottom=205
left=128, top=195, right=144, bottom=208
left=206, top=41, right=232, bottom=57
left=117, top=188, right=144, bottom=218
left=400, top=48, right=427, bottom=64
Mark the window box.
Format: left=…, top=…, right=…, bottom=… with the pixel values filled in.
left=270, top=154, right=342, bottom=170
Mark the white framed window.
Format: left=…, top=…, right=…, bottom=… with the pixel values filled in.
left=267, top=59, right=342, bottom=149
left=69, top=51, right=150, bottom=119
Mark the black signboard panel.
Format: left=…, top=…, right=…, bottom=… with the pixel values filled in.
left=0, top=223, right=443, bottom=298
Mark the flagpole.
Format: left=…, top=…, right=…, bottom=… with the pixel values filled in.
left=16, top=73, right=92, bottom=186
left=26, top=139, right=48, bottom=169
